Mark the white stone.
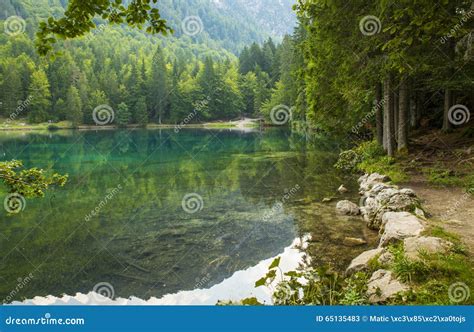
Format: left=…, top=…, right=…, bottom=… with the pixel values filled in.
left=367, top=269, right=408, bottom=303
left=403, top=236, right=453, bottom=260
left=336, top=200, right=360, bottom=215
left=379, top=212, right=425, bottom=247
left=346, top=248, right=384, bottom=275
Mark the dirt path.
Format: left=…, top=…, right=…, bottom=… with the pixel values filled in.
left=405, top=177, right=474, bottom=254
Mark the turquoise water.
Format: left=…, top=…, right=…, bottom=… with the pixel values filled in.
left=0, top=128, right=374, bottom=303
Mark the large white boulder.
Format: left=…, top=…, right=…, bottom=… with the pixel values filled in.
left=379, top=212, right=425, bottom=247
left=367, top=269, right=408, bottom=303
left=403, top=236, right=453, bottom=260
left=361, top=187, right=420, bottom=230
left=345, top=248, right=384, bottom=275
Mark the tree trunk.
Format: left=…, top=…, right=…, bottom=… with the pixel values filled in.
left=409, top=90, right=417, bottom=129
left=398, top=78, right=408, bottom=152
left=442, top=89, right=453, bottom=132
left=375, top=83, right=383, bottom=146
left=384, top=75, right=395, bottom=157
left=393, top=89, right=399, bottom=145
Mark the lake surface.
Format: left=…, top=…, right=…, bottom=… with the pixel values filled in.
left=0, top=128, right=376, bottom=304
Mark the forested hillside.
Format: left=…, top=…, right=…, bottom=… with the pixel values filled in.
left=0, top=0, right=296, bottom=126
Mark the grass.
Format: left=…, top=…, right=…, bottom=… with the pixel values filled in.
left=422, top=165, right=474, bottom=193
left=335, top=140, right=409, bottom=183
left=386, top=228, right=474, bottom=305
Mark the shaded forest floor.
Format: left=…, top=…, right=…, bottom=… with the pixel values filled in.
left=398, top=127, right=474, bottom=254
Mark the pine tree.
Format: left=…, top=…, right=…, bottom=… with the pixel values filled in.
left=28, top=68, right=51, bottom=123
left=116, top=102, right=131, bottom=127
left=148, top=46, right=169, bottom=124
left=66, top=86, right=83, bottom=127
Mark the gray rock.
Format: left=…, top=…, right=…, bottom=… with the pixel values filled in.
left=345, top=248, right=383, bottom=275
left=378, top=251, right=395, bottom=265
left=403, top=236, right=453, bottom=260
left=361, top=187, right=420, bottom=230
left=336, top=200, right=360, bottom=216
left=343, top=237, right=367, bottom=247
left=379, top=212, right=425, bottom=247
left=367, top=269, right=408, bottom=303
left=359, top=173, right=391, bottom=192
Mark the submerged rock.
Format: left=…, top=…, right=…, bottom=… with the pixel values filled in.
left=403, top=236, right=453, bottom=260
left=379, top=212, right=425, bottom=247
left=336, top=200, right=360, bottom=215
left=345, top=248, right=383, bottom=275
left=338, top=185, right=349, bottom=194
left=367, top=269, right=408, bottom=303
left=343, top=237, right=367, bottom=247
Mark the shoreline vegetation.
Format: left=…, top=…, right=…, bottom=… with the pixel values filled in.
left=0, top=118, right=263, bottom=132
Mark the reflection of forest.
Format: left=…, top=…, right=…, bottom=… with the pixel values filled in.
left=0, top=128, right=358, bottom=302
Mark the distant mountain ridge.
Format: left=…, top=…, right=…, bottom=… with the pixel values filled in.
left=1, top=0, right=297, bottom=53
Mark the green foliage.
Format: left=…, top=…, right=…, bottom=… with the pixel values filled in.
left=423, top=166, right=463, bottom=187
left=65, top=86, right=82, bottom=127
left=0, top=160, right=67, bottom=197
left=335, top=141, right=408, bottom=182
left=36, top=0, right=172, bottom=55
left=116, top=102, right=131, bottom=127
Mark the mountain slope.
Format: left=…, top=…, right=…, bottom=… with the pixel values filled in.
left=1, top=0, right=297, bottom=54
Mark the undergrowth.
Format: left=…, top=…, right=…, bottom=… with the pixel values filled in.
left=335, top=140, right=408, bottom=183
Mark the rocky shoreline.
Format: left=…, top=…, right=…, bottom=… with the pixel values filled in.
left=338, top=173, right=454, bottom=303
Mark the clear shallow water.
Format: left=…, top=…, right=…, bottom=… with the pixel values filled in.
left=0, top=128, right=375, bottom=303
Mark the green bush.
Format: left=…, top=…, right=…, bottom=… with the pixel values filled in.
left=335, top=140, right=408, bottom=182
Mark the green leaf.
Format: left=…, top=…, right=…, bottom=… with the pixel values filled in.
left=269, top=257, right=281, bottom=270
left=255, top=277, right=266, bottom=288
